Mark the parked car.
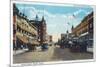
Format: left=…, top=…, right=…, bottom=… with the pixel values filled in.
left=41, top=43, right=48, bottom=51
left=70, top=41, right=80, bottom=52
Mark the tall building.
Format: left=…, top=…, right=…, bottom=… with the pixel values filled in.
left=30, top=15, right=47, bottom=45
left=40, top=16, right=47, bottom=44
left=61, top=34, right=66, bottom=40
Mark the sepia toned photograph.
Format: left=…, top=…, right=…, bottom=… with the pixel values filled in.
left=11, top=1, right=95, bottom=65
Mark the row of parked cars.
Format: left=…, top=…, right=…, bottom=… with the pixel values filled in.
left=58, top=39, right=93, bottom=52
left=71, top=39, right=93, bottom=52
left=69, top=40, right=87, bottom=52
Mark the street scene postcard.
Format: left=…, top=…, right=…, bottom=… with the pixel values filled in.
left=11, top=1, right=95, bottom=66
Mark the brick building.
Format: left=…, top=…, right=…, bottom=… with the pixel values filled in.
left=30, top=15, right=47, bottom=45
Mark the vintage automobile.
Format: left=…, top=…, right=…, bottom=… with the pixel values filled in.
left=69, top=41, right=80, bottom=52
left=41, top=43, right=48, bottom=51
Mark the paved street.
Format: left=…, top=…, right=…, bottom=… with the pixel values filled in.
left=52, top=46, right=93, bottom=61
left=13, top=45, right=55, bottom=63
left=13, top=45, right=93, bottom=64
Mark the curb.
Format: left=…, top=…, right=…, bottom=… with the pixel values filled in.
left=13, top=49, right=28, bottom=55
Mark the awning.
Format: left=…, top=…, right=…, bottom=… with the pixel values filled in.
left=31, top=41, right=39, bottom=45
left=79, top=32, right=89, bottom=37
left=16, top=32, right=28, bottom=44
left=16, top=32, right=39, bottom=45
left=17, top=22, right=37, bottom=36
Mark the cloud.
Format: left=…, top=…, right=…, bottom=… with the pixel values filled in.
left=16, top=5, right=86, bottom=35
left=17, top=5, right=78, bottom=21
left=16, top=4, right=93, bottom=43
left=73, top=9, right=92, bottom=16
left=73, top=9, right=84, bottom=16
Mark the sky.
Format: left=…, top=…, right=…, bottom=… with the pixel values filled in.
left=15, top=3, right=93, bottom=42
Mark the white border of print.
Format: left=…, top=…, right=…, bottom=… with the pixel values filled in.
left=10, top=0, right=96, bottom=67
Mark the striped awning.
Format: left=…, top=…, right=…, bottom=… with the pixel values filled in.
left=17, top=21, right=37, bottom=36
left=16, top=32, right=28, bottom=44
left=31, top=41, right=39, bottom=45
left=16, top=32, right=39, bottom=45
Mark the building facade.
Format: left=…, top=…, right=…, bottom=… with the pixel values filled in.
left=13, top=4, right=39, bottom=50
left=30, top=15, right=47, bottom=45
left=46, top=35, right=53, bottom=45
left=72, top=12, right=93, bottom=47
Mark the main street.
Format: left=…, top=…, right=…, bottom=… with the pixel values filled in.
left=13, top=45, right=55, bottom=63
left=13, top=45, right=93, bottom=64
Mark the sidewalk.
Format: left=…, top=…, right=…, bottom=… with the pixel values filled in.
left=13, top=49, right=28, bottom=55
